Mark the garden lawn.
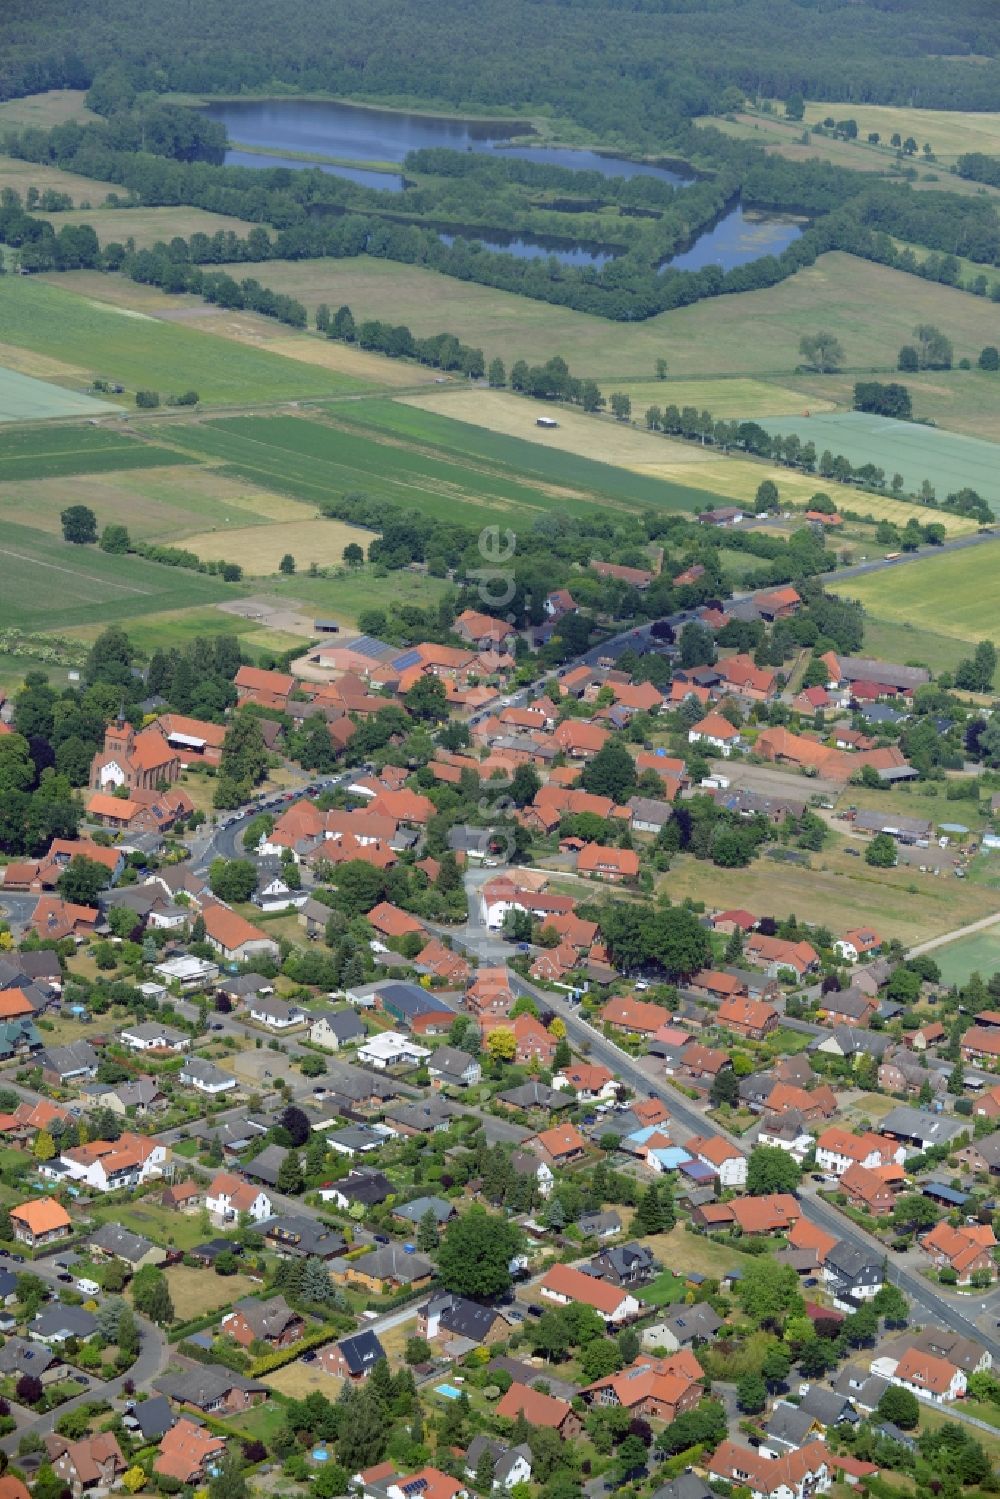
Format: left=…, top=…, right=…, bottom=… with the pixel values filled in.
left=639, top=1224, right=769, bottom=1281
left=164, top=1265, right=260, bottom=1320
left=638, top=1269, right=685, bottom=1307
left=89, top=1200, right=212, bottom=1252
left=0, top=278, right=368, bottom=406
left=929, top=927, right=1000, bottom=987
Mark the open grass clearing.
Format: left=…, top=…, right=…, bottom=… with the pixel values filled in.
left=264, top=566, right=448, bottom=629
left=0, top=519, right=232, bottom=631
left=662, top=838, right=999, bottom=948
left=638, top=1269, right=685, bottom=1307
left=61, top=605, right=274, bottom=655
left=842, top=543, right=1000, bottom=646
left=181, top=515, right=377, bottom=575
left=0, top=91, right=97, bottom=130
left=758, top=411, right=1000, bottom=510
left=36, top=204, right=275, bottom=249
left=400, top=386, right=716, bottom=472
left=206, top=253, right=1000, bottom=381
left=0, top=364, right=122, bottom=422
left=846, top=778, right=988, bottom=833
left=0, top=154, right=117, bottom=206
left=0, top=278, right=367, bottom=407
left=640, top=1224, right=766, bottom=1281
left=803, top=102, right=1000, bottom=163
left=610, top=377, right=834, bottom=419
left=927, top=927, right=1000, bottom=987
left=164, top=1264, right=260, bottom=1320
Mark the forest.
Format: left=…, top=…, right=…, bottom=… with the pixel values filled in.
left=4, top=0, right=1000, bottom=144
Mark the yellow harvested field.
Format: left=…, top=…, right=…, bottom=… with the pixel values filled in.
left=164, top=1265, right=260, bottom=1320
left=266, top=1360, right=342, bottom=1399
left=203, top=320, right=439, bottom=386
left=644, top=456, right=977, bottom=534
left=181, top=516, right=378, bottom=575
left=0, top=340, right=90, bottom=384
left=804, top=102, right=1000, bottom=162
left=400, top=388, right=715, bottom=470
left=611, top=377, right=834, bottom=420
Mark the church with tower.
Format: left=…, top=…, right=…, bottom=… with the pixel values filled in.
left=88, top=717, right=181, bottom=793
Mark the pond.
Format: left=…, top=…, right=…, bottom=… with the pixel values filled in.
left=662, top=201, right=804, bottom=273
left=224, top=146, right=403, bottom=192
left=198, top=97, right=694, bottom=186
left=438, top=227, right=617, bottom=269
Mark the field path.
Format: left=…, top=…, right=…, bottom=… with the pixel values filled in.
left=907, top=909, right=1000, bottom=959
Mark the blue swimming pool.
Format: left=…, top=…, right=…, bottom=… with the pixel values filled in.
left=436, top=1383, right=462, bottom=1399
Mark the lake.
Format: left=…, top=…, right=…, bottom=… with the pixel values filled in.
left=199, top=97, right=694, bottom=187
left=663, top=201, right=804, bottom=272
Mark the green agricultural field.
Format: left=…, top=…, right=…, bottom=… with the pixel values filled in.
left=931, top=927, right=1000, bottom=987
left=795, top=369, right=1000, bottom=446
left=804, top=102, right=1000, bottom=164
left=759, top=410, right=1000, bottom=507
left=0, top=425, right=195, bottom=480
left=35, top=204, right=275, bottom=250
left=213, top=252, right=1000, bottom=381
left=161, top=405, right=729, bottom=522
left=843, top=544, right=1000, bottom=646
left=0, top=519, right=235, bottom=631
left=0, top=278, right=368, bottom=406
left=0, top=365, right=122, bottom=422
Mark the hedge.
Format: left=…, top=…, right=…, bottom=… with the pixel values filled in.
left=249, top=1323, right=339, bottom=1377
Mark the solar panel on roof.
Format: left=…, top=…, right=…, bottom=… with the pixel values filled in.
left=392, top=649, right=421, bottom=671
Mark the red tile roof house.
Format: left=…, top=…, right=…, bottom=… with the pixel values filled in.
left=671, top=1043, right=730, bottom=1089
left=453, top=609, right=518, bottom=651
left=961, top=1026, right=1000, bottom=1065
left=553, top=720, right=610, bottom=760
left=367, top=902, right=425, bottom=942
left=582, top=1349, right=703, bottom=1420
left=687, top=1133, right=747, bottom=1190
left=689, top=968, right=748, bottom=1002
left=840, top=1162, right=897, bottom=1217
left=728, top=1193, right=801, bottom=1235
left=10, top=1199, right=72, bottom=1248
left=709, top=908, right=757, bottom=936
left=744, top=933, right=819, bottom=980
left=577, top=843, right=640, bottom=884
left=45, top=1433, right=126, bottom=1496
left=708, top=1440, right=832, bottom=1499
left=600, top=995, right=666, bottom=1034
left=201, top=900, right=280, bottom=965
left=756, top=585, right=802, bottom=620
left=814, top=1127, right=905, bottom=1177
left=717, top=995, right=779, bottom=1040
left=716, top=654, right=777, bottom=702
left=590, top=559, right=653, bottom=589
left=882, top=1347, right=967, bottom=1404
left=220, top=1295, right=305, bottom=1348
left=495, top=1383, right=583, bottom=1438
left=920, top=1221, right=997, bottom=1284
left=154, top=1419, right=226, bottom=1485
left=234, top=664, right=295, bottom=712
left=835, top=928, right=882, bottom=963
left=553, top=1064, right=616, bottom=1101
left=540, top=1263, right=642, bottom=1324
left=531, top=1122, right=588, bottom=1167
left=688, top=710, right=743, bottom=757
left=465, top=965, right=516, bottom=1018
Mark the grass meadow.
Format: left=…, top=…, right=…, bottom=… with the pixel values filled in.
left=0, top=366, right=122, bottom=422
left=0, top=90, right=97, bottom=129
left=804, top=102, right=1000, bottom=163
left=842, top=543, right=1000, bottom=645
left=932, top=927, right=1000, bottom=987
left=206, top=252, right=1000, bottom=379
